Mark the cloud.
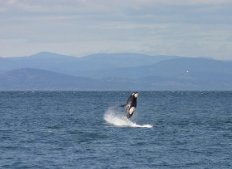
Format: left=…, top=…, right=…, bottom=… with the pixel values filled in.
left=2, top=0, right=232, bottom=13
left=1, top=0, right=231, bottom=25
left=0, top=0, right=232, bottom=58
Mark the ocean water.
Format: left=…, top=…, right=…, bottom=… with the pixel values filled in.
left=0, top=91, right=232, bottom=169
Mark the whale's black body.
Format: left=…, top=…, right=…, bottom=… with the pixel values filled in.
left=123, top=92, right=139, bottom=119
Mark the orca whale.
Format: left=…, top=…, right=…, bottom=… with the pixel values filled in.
left=123, top=92, right=139, bottom=119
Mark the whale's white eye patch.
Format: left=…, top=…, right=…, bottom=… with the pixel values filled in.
left=134, top=93, right=139, bottom=98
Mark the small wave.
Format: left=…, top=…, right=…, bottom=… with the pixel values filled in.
left=104, top=108, right=152, bottom=128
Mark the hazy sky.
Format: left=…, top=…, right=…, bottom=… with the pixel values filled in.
left=0, top=0, right=232, bottom=59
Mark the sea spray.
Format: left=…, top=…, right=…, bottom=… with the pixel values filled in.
left=104, top=107, right=152, bottom=128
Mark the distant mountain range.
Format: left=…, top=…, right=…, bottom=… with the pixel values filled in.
left=0, top=52, right=232, bottom=90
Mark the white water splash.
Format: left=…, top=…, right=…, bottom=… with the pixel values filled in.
left=104, top=108, right=152, bottom=128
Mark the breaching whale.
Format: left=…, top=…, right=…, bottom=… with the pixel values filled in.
left=122, top=92, right=139, bottom=118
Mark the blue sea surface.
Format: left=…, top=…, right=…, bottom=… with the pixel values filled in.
left=0, top=91, right=232, bottom=169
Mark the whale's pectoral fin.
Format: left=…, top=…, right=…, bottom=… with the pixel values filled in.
left=120, top=104, right=126, bottom=107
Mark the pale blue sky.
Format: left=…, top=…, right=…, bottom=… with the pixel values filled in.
left=0, top=0, right=232, bottom=59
